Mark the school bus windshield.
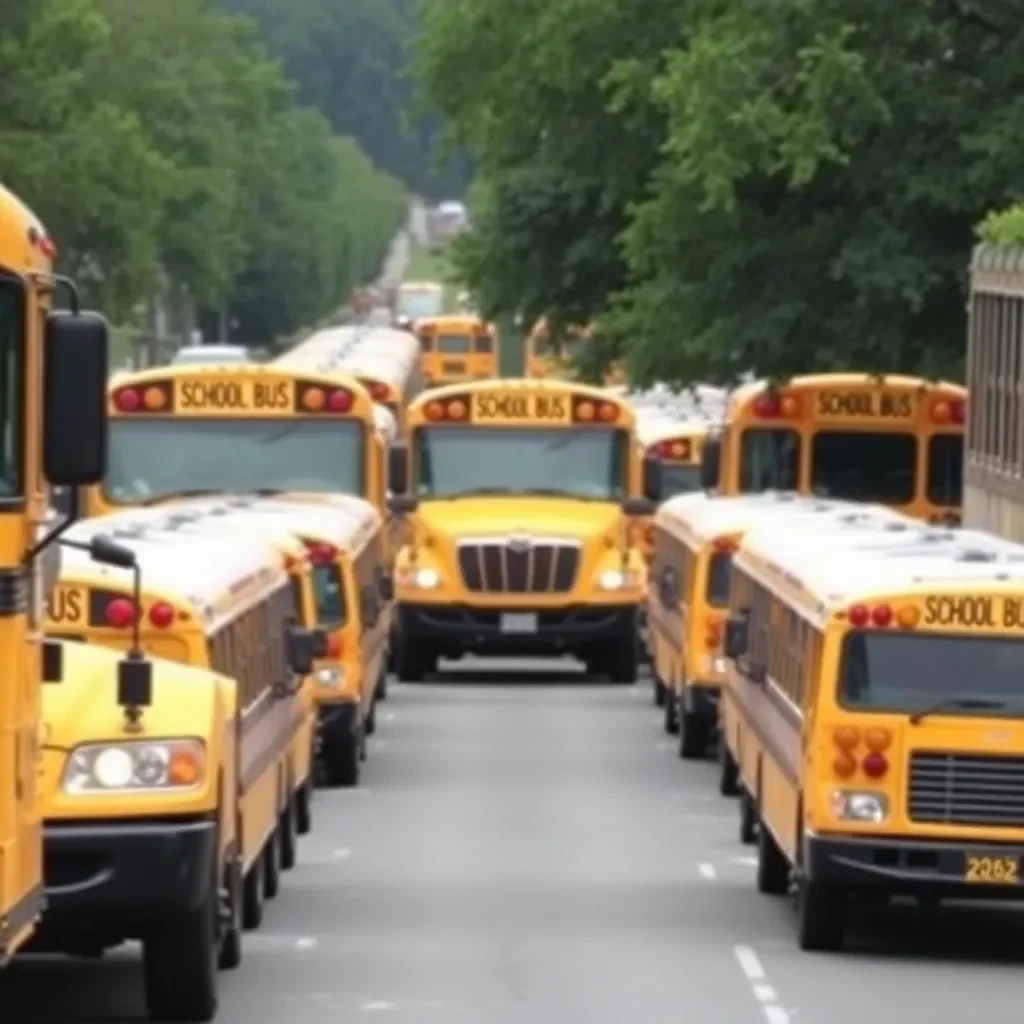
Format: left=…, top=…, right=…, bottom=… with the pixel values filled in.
left=399, top=291, right=442, bottom=320
left=662, top=464, right=702, bottom=498
left=739, top=429, right=964, bottom=505
left=839, top=631, right=1024, bottom=714
left=0, top=278, right=22, bottom=496
left=104, top=418, right=366, bottom=502
left=414, top=426, right=629, bottom=500
left=706, top=552, right=731, bottom=606
left=436, top=333, right=472, bottom=354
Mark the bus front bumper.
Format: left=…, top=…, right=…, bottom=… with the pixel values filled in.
left=804, top=832, right=1024, bottom=899
left=32, top=817, right=216, bottom=945
left=398, top=603, right=638, bottom=657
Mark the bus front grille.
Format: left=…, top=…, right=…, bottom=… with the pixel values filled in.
left=457, top=540, right=580, bottom=594
left=908, top=752, right=1024, bottom=828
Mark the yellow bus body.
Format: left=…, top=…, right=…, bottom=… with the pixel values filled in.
left=82, top=365, right=384, bottom=518
left=390, top=379, right=654, bottom=682
left=111, top=494, right=393, bottom=788
left=415, top=314, right=498, bottom=386
left=704, top=372, right=966, bottom=523
left=45, top=519, right=304, bottom=926
left=650, top=494, right=912, bottom=755
left=723, top=514, right=1024, bottom=950
left=525, top=318, right=625, bottom=385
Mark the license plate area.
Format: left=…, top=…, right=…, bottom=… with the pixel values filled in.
left=442, top=361, right=466, bottom=374
left=500, top=612, right=538, bottom=634
left=964, top=853, right=1020, bottom=885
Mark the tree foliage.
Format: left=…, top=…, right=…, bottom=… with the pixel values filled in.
left=416, top=0, right=1024, bottom=383
left=979, top=204, right=1024, bottom=248
left=0, top=0, right=407, bottom=341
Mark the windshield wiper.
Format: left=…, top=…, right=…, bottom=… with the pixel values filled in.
left=909, top=698, right=1007, bottom=725
left=138, top=488, right=223, bottom=506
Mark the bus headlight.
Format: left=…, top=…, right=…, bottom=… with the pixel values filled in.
left=597, top=569, right=641, bottom=591
left=63, top=739, right=205, bottom=793
left=317, top=666, right=344, bottom=687
left=829, top=790, right=888, bottom=823
left=400, top=567, right=441, bottom=590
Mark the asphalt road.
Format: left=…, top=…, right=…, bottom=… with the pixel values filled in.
left=4, top=658, right=1024, bottom=1022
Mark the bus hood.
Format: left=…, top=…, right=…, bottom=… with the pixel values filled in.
left=413, top=496, right=624, bottom=543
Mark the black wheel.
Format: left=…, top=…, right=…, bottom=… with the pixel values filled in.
left=718, top=740, right=740, bottom=796
left=365, top=698, right=377, bottom=736
left=653, top=677, right=666, bottom=706
left=679, top=709, right=708, bottom=759
left=323, top=728, right=361, bottom=787
left=396, top=634, right=432, bottom=682
left=218, top=852, right=243, bottom=970
left=241, top=857, right=264, bottom=930
left=295, top=776, right=313, bottom=835
left=739, top=788, right=757, bottom=845
left=377, top=665, right=389, bottom=701
left=143, top=859, right=218, bottom=1021
left=263, top=829, right=281, bottom=899
left=664, top=693, right=679, bottom=735
left=796, top=878, right=846, bottom=951
left=607, top=638, right=638, bottom=684
left=279, top=797, right=298, bottom=870
left=756, top=819, right=790, bottom=896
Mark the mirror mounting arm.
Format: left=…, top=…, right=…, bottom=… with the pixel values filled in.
left=25, top=488, right=80, bottom=562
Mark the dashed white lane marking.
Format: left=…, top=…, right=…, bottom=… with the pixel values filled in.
left=295, top=937, right=318, bottom=950
left=732, top=855, right=758, bottom=867
left=383, top=711, right=396, bottom=721
left=333, top=847, right=351, bottom=860
left=361, top=1001, right=397, bottom=1011
left=698, top=862, right=717, bottom=881
left=733, top=946, right=791, bottom=1024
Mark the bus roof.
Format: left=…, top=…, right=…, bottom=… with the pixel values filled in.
left=636, top=417, right=714, bottom=448
left=414, top=314, right=492, bottom=331
left=59, top=515, right=286, bottom=625
left=738, top=519, right=1024, bottom=617
left=726, top=372, right=967, bottom=414
left=654, top=492, right=911, bottom=545
left=0, top=183, right=53, bottom=276
left=407, top=376, right=637, bottom=418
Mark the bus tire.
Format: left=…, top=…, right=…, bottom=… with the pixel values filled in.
left=296, top=775, right=313, bottom=835
left=796, top=879, right=845, bottom=951
left=324, top=729, right=361, bottom=787
left=279, top=797, right=298, bottom=870
left=263, top=830, right=281, bottom=899
left=396, top=635, right=431, bottom=682
left=717, top=741, right=740, bottom=796
left=241, top=857, right=265, bottom=930
left=756, top=821, right=790, bottom=896
left=607, top=640, right=638, bottom=684
left=679, top=710, right=707, bottom=759
left=218, top=852, right=243, bottom=970
left=664, top=694, right=680, bottom=735
left=142, top=857, right=219, bottom=1021
left=377, top=664, right=389, bottom=700
left=739, top=789, right=757, bottom=845
left=653, top=677, right=666, bottom=706
left=365, top=698, right=377, bottom=736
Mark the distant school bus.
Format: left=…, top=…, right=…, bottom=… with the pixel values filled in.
left=41, top=519, right=318, bottom=1016
left=699, top=373, right=966, bottom=523
left=415, top=314, right=498, bottom=386
left=395, top=280, right=444, bottom=330
left=0, top=182, right=111, bottom=961
left=648, top=495, right=911, bottom=756
left=525, top=318, right=626, bottom=385
left=386, top=379, right=660, bottom=682
left=78, top=365, right=386, bottom=519
left=721, top=512, right=1024, bottom=951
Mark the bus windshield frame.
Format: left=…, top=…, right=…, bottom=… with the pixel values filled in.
left=0, top=274, right=23, bottom=502
left=412, top=424, right=630, bottom=501
left=103, top=416, right=367, bottom=504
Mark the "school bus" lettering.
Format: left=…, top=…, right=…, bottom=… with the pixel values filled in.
left=46, top=588, right=83, bottom=624
left=816, top=391, right=913, bottom=419
left=922, top=595, right=1024, bottom=629
left=472, top=393, right=570, bottom=423
left=177, top=380, right=291, bottom=411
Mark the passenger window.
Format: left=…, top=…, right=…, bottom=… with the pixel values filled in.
left=739, top=429, right=800, bottom=492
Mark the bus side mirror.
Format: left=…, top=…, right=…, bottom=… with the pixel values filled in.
left=118, top=652, right=153, bottom=711
left=310, top=627, right=328, bottom=659
left=642, top=454, right=662, bottom=503
left=724, top=615, right=749, bottom=660
left=43, top=311, right=109, bottom=485
left=285, top=624, right=316, bottom=675
left=43, top=640, right=64, bottom=683
left=389, top=493, right=419, bottom=515
left=388, top=442, right=409, bottom=495
left=88, top=535, right=137, bottom=570
left=700, top=437, right=721, bottom=491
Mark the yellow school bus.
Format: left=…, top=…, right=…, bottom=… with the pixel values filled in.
left=415, top=314, right=498, bottom=385
left=387, top=379, right=661, bottom=682
left=700, top=373, right=966, bottom=523
left=113, top=494, right=393, bottom=786
left=79, top=364, right=385, bottom=519
left=394, top=280, right=443, bottom=331
left=722, top=515, right=1024, bottom=950
left=525, top=318, right=626, bottom=384
left=0, top=183, right=111, bottom=960
left=46, top=521, right=308, bottom=940
left=649, top=494, right=912, bottom=757
left=276, top=326, right=423, bottom=435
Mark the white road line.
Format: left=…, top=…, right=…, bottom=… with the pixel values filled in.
left=383, top=711, right=396, bottom=721
left=333, top=847, right=351, bottom=860
left=295, top=937, right=318, bottom=950
left=733, top=946, right=792, bottom=1024
left=698, top=862, right=717, bottom=881
left=732, top=855, right=758, bottom=867
left=361, top=1001, right=397, bottom=1011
